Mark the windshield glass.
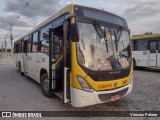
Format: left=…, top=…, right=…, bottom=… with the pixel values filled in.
left=77, top=22, right=131, bottom=71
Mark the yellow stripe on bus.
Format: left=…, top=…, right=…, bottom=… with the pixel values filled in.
left=131, top=34, right=160, bottom=40
left=149, top=67, right=160, bottom=70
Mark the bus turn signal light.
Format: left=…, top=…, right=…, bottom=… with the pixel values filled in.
left=76, top=75, right=94, bottom=92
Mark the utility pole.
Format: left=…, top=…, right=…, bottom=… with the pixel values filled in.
left=4, top=34, right=9, bottom=56
left=10, top=23, right=14, bottom=56
left=0, top=37, right=1, bottom=52
left=1, top=41, right=4, bottom=53
left=2, top=42, right=3, bottom=52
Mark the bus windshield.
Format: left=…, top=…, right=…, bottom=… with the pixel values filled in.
left=77, top=22, right=131, bottom=71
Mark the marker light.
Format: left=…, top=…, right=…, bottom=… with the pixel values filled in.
left=76, top=75, right=94, bottom=92
left=130, top=74, right=133, bottom=84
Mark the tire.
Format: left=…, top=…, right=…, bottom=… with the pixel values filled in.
left=133, top=59, right=136, bottom=70
left=19, top=62, right=24, bottom=75
left=40, top=73, right=54, bottom=98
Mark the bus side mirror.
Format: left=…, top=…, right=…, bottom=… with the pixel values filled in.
left=70, top=23, right=78, bottom=42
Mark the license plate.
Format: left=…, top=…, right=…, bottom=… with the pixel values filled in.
left=110, top=95, right=120, bottom=101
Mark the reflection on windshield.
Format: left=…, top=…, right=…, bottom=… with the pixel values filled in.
left=77, top=22, right=131, bottom=71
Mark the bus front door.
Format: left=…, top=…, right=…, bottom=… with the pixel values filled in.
left=149, top=41, right=159, bottom=67
left=49, top=21, right=70, bottom=103
left=49, top=27, right=64, bottom=93
left=63, top=21, right=70, bottom=103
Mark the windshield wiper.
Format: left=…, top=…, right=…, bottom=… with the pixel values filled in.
left=93, top=21, right=104, bottom=38
left=114, top=28, right=122, bottom=52
left=93, top=21, right=109, bottom=53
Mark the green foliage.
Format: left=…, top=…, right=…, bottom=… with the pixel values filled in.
left=143, top=32, right=153, bottom=35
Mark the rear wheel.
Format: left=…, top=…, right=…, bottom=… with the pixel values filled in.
left=19, top=62, right=24, bottom=75
left=40, top=73, right=54, bottom=98
left=133, top=59, right=136, bottom=70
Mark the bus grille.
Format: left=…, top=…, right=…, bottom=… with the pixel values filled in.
left=90, top=71, right=130, bottom=81
left=98, top=88, right=128, bottom=102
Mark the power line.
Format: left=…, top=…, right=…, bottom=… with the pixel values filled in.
left=11, top=0, right=32, bottom=28
left=13, top=0, right=85, bottom=39
left=25, top=0, right=32, bottom=8
left=14, top=0, right=62, bottom=39
left=9, top=23, right=14, bottom=55
left=77, top=0, right=85, bottom=4
left=7, top=0, right=32, bottom=40
left=13, top=0, right=65, bottom=39
left=26, top=0, right=61, bottom=27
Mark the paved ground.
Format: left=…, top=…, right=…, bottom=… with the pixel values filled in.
left=0, top=55, right=160, bottom=120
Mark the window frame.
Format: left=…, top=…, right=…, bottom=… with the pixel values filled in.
left=40, top=23, right=52, bottom=53
left=149, top=41, right=157, bottom=53
left=133, top=39, right=149, bottom=51
left=27, top=35, right=32, bottom=52
left=31, top=31, right=39, bottom=53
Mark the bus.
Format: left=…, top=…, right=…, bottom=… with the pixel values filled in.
left=14, top=4, right=133, bottom=107
left=131, top=34, right=160, bottom=69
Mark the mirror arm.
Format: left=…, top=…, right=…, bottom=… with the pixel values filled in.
left=65, top=14, right=74, bottom=21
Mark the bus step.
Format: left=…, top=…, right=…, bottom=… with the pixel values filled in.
left=54, top=91, right=63, bottom=99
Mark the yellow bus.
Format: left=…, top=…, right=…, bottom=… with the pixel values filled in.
left=14, top=4, right=133, bottom=107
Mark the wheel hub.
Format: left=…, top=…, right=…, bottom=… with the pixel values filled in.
left=43, top=79, right=49, bottom=92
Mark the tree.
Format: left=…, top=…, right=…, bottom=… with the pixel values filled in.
left=144, top=32, right=153, bottom=35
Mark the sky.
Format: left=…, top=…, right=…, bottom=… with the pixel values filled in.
left=0, top=0, right=160, bottom=47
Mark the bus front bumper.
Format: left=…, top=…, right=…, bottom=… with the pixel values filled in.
left=70, top=80, right=133, bottom=107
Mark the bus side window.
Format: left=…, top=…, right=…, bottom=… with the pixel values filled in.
left=137, top=39, right=148, bottom=51
left=28, top=36, right=32, bottom=52
left=19, top=40, right=22, bottom=53
left=15, top=41, right=22, bottom=53
left=40, top=23, right=52, bottom=54
left=16, top=43, right=19, bottom=53
left=150, top=41, right=157, bottom=53
left=24, top=36, right=29, bottom=53
left=32, top=32, right=39, bottom=53
left=14, top=43, right=16, bottom=53
left=23, top=41, right=27, bottom=53
left=131, top=41, right=137, bottom=51
left=158, top=42, right=160, bottom=53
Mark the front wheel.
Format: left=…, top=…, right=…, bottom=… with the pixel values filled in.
left=133, top=59, right=136, bottom=70
left=40, top=73, right=54, bottom=98
left=19, top=62, right=24, bottom=75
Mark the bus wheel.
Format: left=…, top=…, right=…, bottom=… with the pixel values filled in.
left=133, top=60, right=136, bottom=70
left=40, top=73, right=54, bottom=98
left=19, top=62, right=24, bottom=75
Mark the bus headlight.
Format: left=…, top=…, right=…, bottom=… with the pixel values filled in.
left=76, top=75, right=94, bottom=92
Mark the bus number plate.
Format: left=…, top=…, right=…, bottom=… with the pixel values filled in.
left=110, top=95, right=120, bottom=102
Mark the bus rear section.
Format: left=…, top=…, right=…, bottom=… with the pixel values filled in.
left=131, top=34, right=160, bottom=69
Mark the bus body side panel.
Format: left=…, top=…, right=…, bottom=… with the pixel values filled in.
left=27, top=52, right=49, bottom=83
left=39, top=53, right=49, bottom=81
left=132, top=51, right=149, bottom=67
left=15, top=53, right=24, bottom=72
left=27, top=53, right=39, bottom=83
